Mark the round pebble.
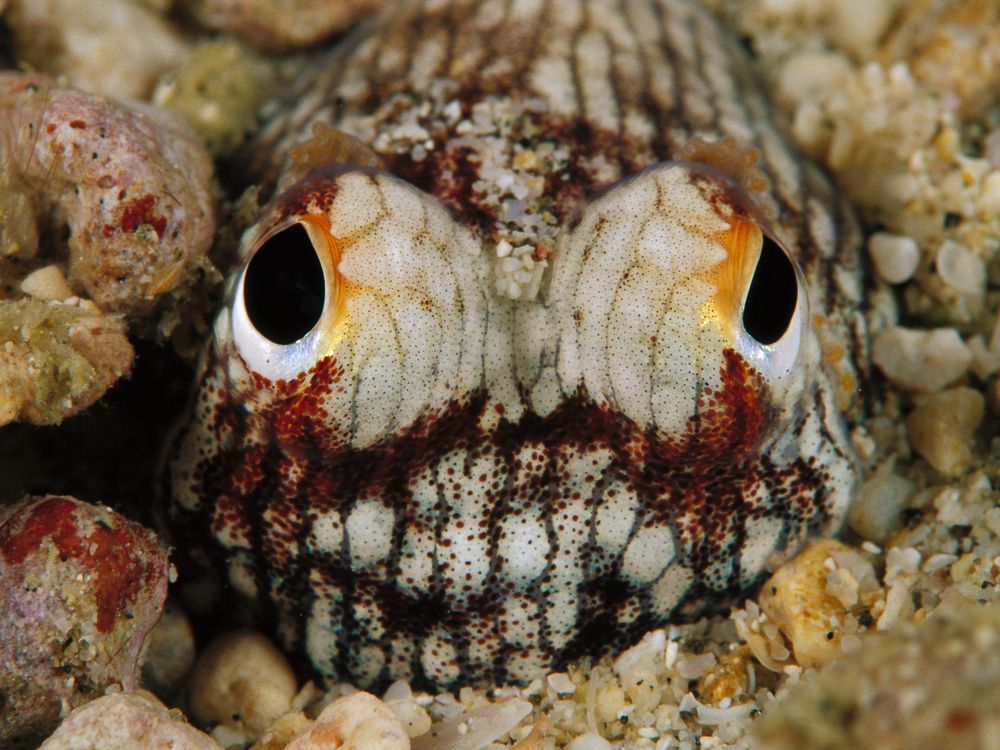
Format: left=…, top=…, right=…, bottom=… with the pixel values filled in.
left=566, top=734, right=614, bottom=750
left=828, top=0, right=897, bottom=57
left=140, top=598, right=196, bottom=701
left=867, top=232, right=920, bottom=284
left=0, top=496, right=169, bottom=745
left=848, top=459, right=916, bottom=543
left=752, top=601, right=1000, bottom=750
left=936, top=239, right=986, bottom=295
left=39, top=692, right=221, bottom=750
left=188, top=630, right=298, bottom=734
left=777, top=51, right=853, bottom=110
left=906, top=386, right=985, bottom=476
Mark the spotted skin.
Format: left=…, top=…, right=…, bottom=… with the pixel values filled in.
left=165, top=0, right=868, bottom=689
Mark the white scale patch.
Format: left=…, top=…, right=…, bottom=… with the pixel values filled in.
left=554, top=165, right=737, bottom=435
left=499, top=592, right=540, bottom=649
left=305, top=569, right=343, bottom=680
left=439, top=451, right=497, bottom=596
left=347, top=497, right=395, bottom=569
left=622, top=523, right=677, bottom=584
left=421, top=630, right=460, bottom=686
left=353, top=644, right=387, bottom=687
left=739, top=515, right=784, bottom=588
left=308, top=509, right=345, bottom=555
left=649, top=563, right=695, bottom=618
left=543, top=587, right=579, bottom=652
left=594, top=481, right=640, bottom=554
left=397, top=465, right=442, bottom=597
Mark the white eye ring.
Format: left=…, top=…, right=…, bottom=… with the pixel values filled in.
left=735, top=236, right=808, bottom=383
left=231, top=219, right=339, bottom=382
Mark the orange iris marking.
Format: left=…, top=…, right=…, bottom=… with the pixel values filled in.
left=299, top=213, right=347, bottom=325
left=711, top=216, right=762, bottom=329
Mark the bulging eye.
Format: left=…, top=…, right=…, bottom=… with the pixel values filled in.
left=742, top=235, right=798, bottom=346
left=243, top=223, right=325, bottom=345
left=734, top=230, right=806, bottom=381
left=231, top=217, right=339, bottom=380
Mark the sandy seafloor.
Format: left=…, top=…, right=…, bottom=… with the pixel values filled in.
left=2, top=0, right=1000, bottom=748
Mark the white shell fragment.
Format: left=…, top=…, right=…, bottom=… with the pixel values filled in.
left=286, top=692, right=410, bottom=750
left=872, top=326, right=971, bottom=392
left=410, top=699, right=532, bottom=750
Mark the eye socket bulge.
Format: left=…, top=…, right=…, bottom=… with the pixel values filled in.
left=742, top=235, right=798, bottom=346
left=243, top=223, right=326, bottom=345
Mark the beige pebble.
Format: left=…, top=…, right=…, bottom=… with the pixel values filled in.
left=967, top=333, right=1000, bottom=380
left=20, top=265, right=74, bottom=302
left=140, top=598, right=196, bottom=700
left=866, top=232, right=919, bottom=284
left=381, top=681, right=432, bottom=739
left=410, top=697, right=531, bottom=750
left=696, top=645, right=752, bottom=705
left=848, top=458, right=916, bottom=543
left=286, top=692, right=409, bottom=750
left=828, top=0, right=896, bottom=57
left=181, top=0, right=387, bottom=50
left=906, top=386, right=985, bottom=476
left=189, top=630, right=297, bottom=734
left=777, top=51, right=853, bottom=110
left=6, top=0, right=190, bottom=100
left=613, top=629, right=664, bottom=712
left=977, top=171, right=1000, bottom=215
left=872, top=326, right=971, bottom=392
left=936, top=239, right=986, bottom=296
left=566, top=734, right=614, bottom=750
left=967, top=314, right=1000, bottom=379
left=758, top=539, right=880, bottom=669
left=39, top=692, right=221, bottom=750
left=594, top=681, right=626, bottom=725
left=251, top=711, right=313, bottom=750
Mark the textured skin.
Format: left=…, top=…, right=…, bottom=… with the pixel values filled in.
left=165, top=0, right=869, bottom=689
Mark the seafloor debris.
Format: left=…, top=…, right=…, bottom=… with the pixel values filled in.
left=1, top=0, right=999, bottom=748
left=4, top=0, right=190, bottom=101
left=38, top=692, right=222, bottom=750
left=152, top=39, right=278, bottom=156
left=0, top=496, right=169, bottom=745
left=284, top=692, right=410, bottom=750
left=751, top=599, right=1000, bottom=750
left=0, top=71, right=217, bottom=423
left=0, top=295, right=133, bottom=425
left=179, top=0, right=388, bottom=50
left=753, top=539, right=882, bottom=670
left=872, top=326, right=972, bottom=393
left=0, top=71, right=216, bottom=316
left=905, top=386, right=985, bottom=476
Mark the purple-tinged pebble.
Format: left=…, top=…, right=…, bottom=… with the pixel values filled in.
left=0, top=496, right=169, bottom=745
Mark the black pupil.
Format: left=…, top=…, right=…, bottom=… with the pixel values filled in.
left=742, top=235, right=798, bottom=346
left=243, top=224, right=325, bottom=345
